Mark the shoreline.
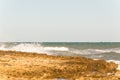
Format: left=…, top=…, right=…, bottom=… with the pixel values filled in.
left=0, top=50, right=120, bottom=80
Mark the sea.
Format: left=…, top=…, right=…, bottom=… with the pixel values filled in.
left=0, top=42, right=120, bottom=70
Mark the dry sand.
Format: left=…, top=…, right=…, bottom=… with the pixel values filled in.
left=0, top=50, right=120, bottom=80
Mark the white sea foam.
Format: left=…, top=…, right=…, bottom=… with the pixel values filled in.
left=0, top=43, right=69, bottom=54
left=1, top=43, right=120, bottom=55
left=0, top=43, right=46, bottom=53
left=70, top=48, right=120, bottom=55
left=44, top=47, right=69, bottom=51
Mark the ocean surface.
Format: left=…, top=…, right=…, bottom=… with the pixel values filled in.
left=0, top=42, right=120, bottom=70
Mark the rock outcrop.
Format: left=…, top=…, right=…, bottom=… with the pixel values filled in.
left=0, top=51, right=119, bottom=80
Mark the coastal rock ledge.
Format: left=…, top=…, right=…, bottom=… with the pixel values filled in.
left=0, top=50, right=119, bottom=80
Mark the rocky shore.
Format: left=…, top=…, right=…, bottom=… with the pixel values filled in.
left=0, top=50, right=120, bottom=80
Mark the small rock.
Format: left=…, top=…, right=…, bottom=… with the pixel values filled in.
left=76, top=76, right=84, bottom=80
left=115, top=71, right=120, bottom=77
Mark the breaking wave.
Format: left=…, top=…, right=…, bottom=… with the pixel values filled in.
left=0, top=43, right=120, bottom=55
left=70, top=48, right=120, bottom=55
left=0, top=43, right=69, bottom=55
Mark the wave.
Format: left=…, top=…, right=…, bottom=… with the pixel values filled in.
left=44, top=47, right=69, bottom=51
left=1, top=43, right=120, bottom=55
left=0, top=43, right=69, bottom=55
left=70, top=48, right=120, bottom=55
left=0, top=43, right=46, bottom=53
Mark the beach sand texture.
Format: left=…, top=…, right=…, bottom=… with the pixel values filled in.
left=0, top=50, right=120, bottom=80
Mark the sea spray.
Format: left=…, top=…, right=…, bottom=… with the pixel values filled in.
left=0, top=43, right=69, bottom=55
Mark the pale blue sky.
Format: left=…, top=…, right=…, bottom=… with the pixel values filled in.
left=0, top=0, right=120, bottom=42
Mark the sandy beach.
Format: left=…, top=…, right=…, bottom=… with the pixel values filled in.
left=0, top=50, right=120, bottom=80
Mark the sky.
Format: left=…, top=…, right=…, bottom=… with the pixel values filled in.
left=0, top=0, right=120, bottom=42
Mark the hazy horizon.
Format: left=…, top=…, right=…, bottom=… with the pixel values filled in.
left=0, top=0, right=120, bottom=42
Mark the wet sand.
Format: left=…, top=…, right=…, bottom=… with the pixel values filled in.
left=0, top=50, right=120, bottom=80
